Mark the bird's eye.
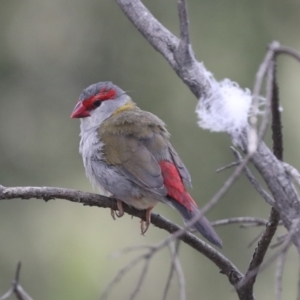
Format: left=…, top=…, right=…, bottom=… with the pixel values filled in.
left=94, top=100, right=101, bottom=107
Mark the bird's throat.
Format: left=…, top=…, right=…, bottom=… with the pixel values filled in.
left=113, top=100, right=136, bottom=115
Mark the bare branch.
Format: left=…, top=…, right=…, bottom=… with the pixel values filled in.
left=0, top=262, right=33, bottom=300
left=238, top=61, right=282, bottom=294
left=275, top=248, right=289, bottom=300
left=99, top=253, right=146, bottom=300
left=276, top=46, right=300, bottom=63
left=169, top=241, right=186, bottom=300
left=240, top=217, right=300, bottom=290
left=238, top=135, right=300, bottom=251
left=211, top=217, right=268, bottom=227
left=116, top=0, right=177, bottom=68
left=116, top=0, right=300, bottom=251
left=0, top=185, right=242, bottom=285
left=175, top=0, right=194, bottom=69
left=177, top=0, right=190, bottom=45
left=116, top=0, right=210, bottom=98
left=111, top=245, right=152, bottom=258
left=216, top=161, right=239, bottom=173
left=163, top=241, right=178, bottom=300
left=240, top=208, right=281, bottom=292
left=201, top=153, right=253, bottom=215
left=231, top=147, right=274, bottom=206
left=247, top=231, right=263, bottom=248
left=270, top=63, right=283, bottom=160
left=163, top=240, right=186, bottom=300
left=129, top=259, right=151, bottom=300
left=297, top=258, right=300, bottom=300
left=248, top=41, right=279, bottom=154
left=283, top=163, right=300, bottom=187
left=257, top=57, right=274, bottom=140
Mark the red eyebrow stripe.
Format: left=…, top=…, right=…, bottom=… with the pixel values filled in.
left=82, top=88, right=116, bottom=110
left=98, top=87, right=116, bottom=100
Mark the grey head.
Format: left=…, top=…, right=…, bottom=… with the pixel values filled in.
left=71, top=81, right=131, bottom=130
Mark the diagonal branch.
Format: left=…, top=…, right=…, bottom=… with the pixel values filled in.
left=116, top=0, right=211, bottom=98
left=117, top=0, right=300, bottom=253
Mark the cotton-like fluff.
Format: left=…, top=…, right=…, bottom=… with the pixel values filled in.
left=196, top=75, right=252, bottom=142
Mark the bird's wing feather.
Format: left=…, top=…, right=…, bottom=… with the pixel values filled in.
left=99, top=109, right=190, bottom=196
left=159, top=160, right=197, bottom=210
left=101, top=133, right=167, bottom=196
left=168, top=144, right=192, bottom=187
left=160, top=160, right=222, bottom=247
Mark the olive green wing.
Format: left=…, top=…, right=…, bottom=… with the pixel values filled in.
left=101, top=133, right=167, bottom=196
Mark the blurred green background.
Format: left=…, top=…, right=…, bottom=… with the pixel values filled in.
left=1, top=0, right=300, bottom=299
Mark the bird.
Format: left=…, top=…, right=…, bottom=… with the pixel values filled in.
left=71, top=81, right=222, bottom=248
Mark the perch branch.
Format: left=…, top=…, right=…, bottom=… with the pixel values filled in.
left=0, top=185, right=242, bottom=283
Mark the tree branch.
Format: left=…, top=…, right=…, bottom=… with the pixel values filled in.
left=117, top=0, right=300, bottom=253
left=0, top=262, right=33, bottom=300
left=211, top=217, right=268, bottom=227
left=0, top=185, right=242, bottom=283
left=116, top=0, right=211, bottom=99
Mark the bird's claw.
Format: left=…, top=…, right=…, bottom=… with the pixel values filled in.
left=140, top=220, right=150, bottom=235
left=140, top=206, right=153, bottom=235
left=110, top=199, right=124, bottom=220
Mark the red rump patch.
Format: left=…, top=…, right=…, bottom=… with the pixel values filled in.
left=159, top=161, right=197, bottom=211
left=82, top=87, right=116, bottom=111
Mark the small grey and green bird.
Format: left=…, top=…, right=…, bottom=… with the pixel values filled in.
left=71, top=82, right=222, bottom=248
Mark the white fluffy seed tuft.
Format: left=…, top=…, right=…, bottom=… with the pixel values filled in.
left=196, top=77, right=252, bottom=140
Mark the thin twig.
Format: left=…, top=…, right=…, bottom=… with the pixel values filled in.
left=240, top=217, right=300, bottom=289
left=211, top=217, right=268, bottom=227
left=297, top=258, right=300, bottom=300
left=270, top=235, right=287, bottom=249
left=163, top=240, right=184, bottom=300
left=257, top=57, right=274, bottom=140
left=270, top=63, right=283, bottom=160
left=0, top=262, right=33, bottom=300
left=247, top=231, right=263, bottom=248
left=276, top=46, right=300, bottom=63
left=283, top=163, right=300, bottom=187
left=99, top=253, right=148, bottom=300
left=111, top=245, right=153, bottom=258
left=275, top=247, right=289, bottom=300
left=177, top=0, right=190, bottom=45
left=241, top=208, right=280, bottom=287
left=170, top=240, right=186, bottom=300
left=0, top=288, right=13, bottom=300
left=129, top=259, right=151, bottom=300
left=169, top=241, right=186, bottom=300
left=163, top=241, right=178, bottom=300
left=248, top=41, right=279, bottom=154
left=201, top=153, right=253, bottom=215
left=231, top=147, right=274, bottom=206
left=216, top=161, right=239, bottom=173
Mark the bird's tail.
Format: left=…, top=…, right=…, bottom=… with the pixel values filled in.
left=167, top=195, right=222, bottom=248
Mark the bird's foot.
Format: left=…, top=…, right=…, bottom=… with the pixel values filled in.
left=110, top=199, right=124, bottom=220
left=140, top=206, right=153, bottom=235
left=115, top=199, right=124, bottom=217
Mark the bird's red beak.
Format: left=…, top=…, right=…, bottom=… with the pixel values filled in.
left=70, top=102, right=90, bottom=118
